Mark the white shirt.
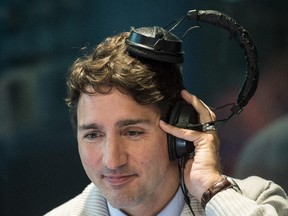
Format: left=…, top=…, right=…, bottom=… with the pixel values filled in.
left=108, top=187, right=184, bottom=216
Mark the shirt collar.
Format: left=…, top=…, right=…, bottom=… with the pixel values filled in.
left=108, top=187, right=184, bottom=216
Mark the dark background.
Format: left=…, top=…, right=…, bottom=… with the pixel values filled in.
left=1, top=0, right=287, bottom=215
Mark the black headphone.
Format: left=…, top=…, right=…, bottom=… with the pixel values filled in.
left=126, top=9, right=259, bottom=160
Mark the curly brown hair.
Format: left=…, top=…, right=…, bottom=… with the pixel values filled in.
left=66, top=31, right=184, bottom=131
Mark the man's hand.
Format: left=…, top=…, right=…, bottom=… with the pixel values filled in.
left=159, top=89, right=222, bottom=201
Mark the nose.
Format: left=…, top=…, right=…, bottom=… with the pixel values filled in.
left=102, top=135, right=127, bottom=169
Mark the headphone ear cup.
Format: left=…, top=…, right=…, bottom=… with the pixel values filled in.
left=125, top=26, right=184, bottom=64
left=126, top=45, right=183, bottom=64
left=168, top=101, right=199, bottom=160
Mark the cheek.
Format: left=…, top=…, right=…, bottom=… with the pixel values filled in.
left=143, top=131, right=169, bottom=164
left=155, top=129, right=169, bottom=156
left=78, top=144, right=101, bottom=171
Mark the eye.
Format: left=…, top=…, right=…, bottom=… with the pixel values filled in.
left=123, top=130, right=145, bottom=140
left=127, top=131, right=143, bottom=136
left=83, top=131, right=104, bottom=141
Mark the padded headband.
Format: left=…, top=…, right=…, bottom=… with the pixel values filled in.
left=126, top=9, right=259, bottom=115
left=187, top=10, right=259, bottom=110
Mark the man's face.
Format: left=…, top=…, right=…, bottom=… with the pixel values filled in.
left=77, top=87, right=179, bottom=212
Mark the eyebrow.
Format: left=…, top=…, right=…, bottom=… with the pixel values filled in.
left=78, top=123, right=102, bottom=132
left=78, top=119, right=151, bottom=132
left=116, top=119, right=151, bottom=127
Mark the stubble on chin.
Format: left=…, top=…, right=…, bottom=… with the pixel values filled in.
left=99, top=182, right=148, bottom=210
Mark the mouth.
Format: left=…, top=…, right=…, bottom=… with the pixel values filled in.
left=104, top=174, right=137, bottom=187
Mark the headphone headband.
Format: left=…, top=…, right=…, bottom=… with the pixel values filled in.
left=187, top=10, right=259, bottom=110
left=126, top=9, right=259, bottom=117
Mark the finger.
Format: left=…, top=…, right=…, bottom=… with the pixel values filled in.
left=181, top=90, right=216, bottom=123
left=159, top=120, right=199, bottom=142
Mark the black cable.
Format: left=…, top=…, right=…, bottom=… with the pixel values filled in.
left=179, top=156, right=196, bottom=216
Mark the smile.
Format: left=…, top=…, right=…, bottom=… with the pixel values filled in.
left=104, top=174, right=137, bottom=187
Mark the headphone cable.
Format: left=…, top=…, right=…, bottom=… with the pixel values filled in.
left=179, top=156, right=196, bottom=216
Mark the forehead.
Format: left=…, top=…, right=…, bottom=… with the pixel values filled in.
left=78, top=87, right=138, bottom=110
left=77, top=87, right=160, bottom=126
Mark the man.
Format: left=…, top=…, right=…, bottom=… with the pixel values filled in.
left=45, top=31, right=288, bottom=215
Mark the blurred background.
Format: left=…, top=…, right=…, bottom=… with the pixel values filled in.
left=1, top=0, right=287, bottom=215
